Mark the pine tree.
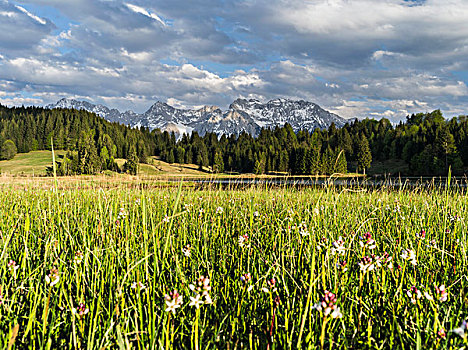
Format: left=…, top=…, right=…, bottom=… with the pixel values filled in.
left=357, top=134, right=372, bottom=174
left=213, top=152, right=224, bottom=173
left=124, top=147, right=139, bottom=175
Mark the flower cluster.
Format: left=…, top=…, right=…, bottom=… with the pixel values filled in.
left=216, top=207, right=224, bottom=214
left=262, top=278, right=278, bottom=293
left=401, top=249, right=417, bottom=266
left=117, top=207, right=127, bottom=220
left=72, top=303, right=89, bottom=318
left=189, top=276, right=212, bottom=308
left=450, top=320, right=467, bottom=339
left=131, top=281, right=146, bottom=291
left=238, top=234, right=249, bottom=248
left=74, top=251, right=84, bottom=264
left=182, top=244, right=191, bottom=257
left=358, top=255, right=376, bottom=273
left=435, top=285, right=448, bottom=302
left=45, top=267, right=60, bottom=286
left=7, top=260, right=19, bottom=277
left=416, top=229, right=426, bottom=240
left=407, top=286, right=422, bottom=304
left=240, top=273, right=252, bottom=284
left=337, top=260, right=348, bottom=272
left=359, top=232, right=376, bottom=249
left=292, top=222, right=309, bottom=237
left=164, top=290, right=183, bottom=313
left=312, top=290, right=343, bottom=318
left=331, top=236, right=346, bottom=255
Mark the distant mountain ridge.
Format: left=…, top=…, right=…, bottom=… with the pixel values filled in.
left=46, top=98, right=346, bottom=138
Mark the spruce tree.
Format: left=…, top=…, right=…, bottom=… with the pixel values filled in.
left=357, top=134, right=372, bottom=174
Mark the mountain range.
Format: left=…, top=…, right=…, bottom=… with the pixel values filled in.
left=46, top=98, right=346, bottom=138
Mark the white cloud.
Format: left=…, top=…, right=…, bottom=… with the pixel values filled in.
left=125, top=3, right=166, bottom=26
left=0, top=0, right=465, bottom=121
left=14, top=5, right=46, bottom=25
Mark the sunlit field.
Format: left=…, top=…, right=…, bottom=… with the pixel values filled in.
left=0, top=180, right=467, bottom=349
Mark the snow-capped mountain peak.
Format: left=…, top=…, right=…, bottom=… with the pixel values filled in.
left=46, top=98, right=346, bottom=139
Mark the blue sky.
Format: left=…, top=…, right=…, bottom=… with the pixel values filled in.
left=0, top=0, right=466, bottom=121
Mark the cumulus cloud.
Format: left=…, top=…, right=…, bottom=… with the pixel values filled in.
left=0, top=0, right=466, bottom=120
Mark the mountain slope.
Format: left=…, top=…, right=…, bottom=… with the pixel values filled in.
left=46, top=98, right=346, bottom=138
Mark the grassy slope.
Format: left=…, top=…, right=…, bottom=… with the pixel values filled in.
left=0, top=150, right=66, bottom=175
left=1, top=152, right=362, bottom=177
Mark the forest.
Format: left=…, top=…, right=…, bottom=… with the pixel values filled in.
left=0, top=104, right=467, bottom=176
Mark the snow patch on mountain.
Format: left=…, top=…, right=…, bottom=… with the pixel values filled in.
left=46, top=97, right=346, bottom=138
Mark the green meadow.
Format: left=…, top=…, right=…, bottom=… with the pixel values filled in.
left=0, top=180, right=467, bottom=349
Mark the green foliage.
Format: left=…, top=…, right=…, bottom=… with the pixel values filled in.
left=124, top=147, right=139, bottom=175
left=0, top=139, right=17, bottom=160
left=1, top=103, right=468, bottom=176
left=357, top=134, right=372, bottom=174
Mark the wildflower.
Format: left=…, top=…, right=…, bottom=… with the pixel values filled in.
left=131, top=281, right=146, bottom=291
left=359, top=232, right=376, bottom=249
left=189, top=294, right=204, bottom=309
left=216, top=207, right=224, bottom=214
left=162, top=215, right=170, bottom=223
left=72, top=303, right=89, bottom=318
left=240, top=273, right=252, bottom=284
left=416, top=229, right=426, bottom=240
left=450, top=320, right=467, bottom=339
left=401, top=249, right=417, bottom=266
left=337, top=260, right=348, bottom=272
left=262, top=278, right=277, bottom=293
left=312, top=290, right=343, bottom=319
left=358, top=256, right=375, bottom=273
left=331, top=237, right=346, bottom=255
left=7, top=260, right=19, bottom=277
left=427, top=239, right=438, bottom=249
left=313, top=207, right=320, bottom=215
left=317, top=237, right=328, bottom=251
left=435, top=285, right=448, bottom=302
left=238, top=234, right=249, bottom=248
left=298, top=222, right=309, bottom=237
left=189, top=276, right=212, bottom=305
left=45, top=267, right=60, bottom=286
left=135, top=198, right=141, bottom=205
left=381, top=252, right=393, bottom=269
left=407, top=286, right=422, bottom=304
left=437, top=329, right=446, bottom=339
left=424, top=291, right=434, bottom=301
left=253, top=211, right=259, bottom=217
left=164, top=290, right=183, bottom=313
left=182, top=244, right=191, bottom=257
left=73, top=251, right=84, bottom=264
left=117, top=207, right=127, bottom=220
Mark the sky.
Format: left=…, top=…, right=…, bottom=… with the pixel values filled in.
left=0, top=0, right=467, bottom=121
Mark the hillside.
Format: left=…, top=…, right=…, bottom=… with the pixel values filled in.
left=0, top=151, right=208, bottom=176
left=0, top=151, right=65, bottom=175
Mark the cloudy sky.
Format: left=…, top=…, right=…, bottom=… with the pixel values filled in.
left=0, top=0, right=467, bottom=121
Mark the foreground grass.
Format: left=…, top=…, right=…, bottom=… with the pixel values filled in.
left=0, top=183, right=467, bottom=349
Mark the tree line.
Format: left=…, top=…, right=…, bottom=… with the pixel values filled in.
left=158, top=109, right=468, bottom=176
left=0, top=104, right=467, bottom=176
left=0, top=105, right=154, bottom=175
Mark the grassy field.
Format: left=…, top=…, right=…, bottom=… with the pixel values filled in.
left=0, top=179, right=467, bottom=349
left=0, top=151, right=66, bottom=176
left=0, top=151, right=209, bottom=177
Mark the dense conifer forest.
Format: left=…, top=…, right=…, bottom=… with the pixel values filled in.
left=0, top=104, right=467, bottom=176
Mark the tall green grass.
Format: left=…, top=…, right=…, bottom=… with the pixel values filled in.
left=0, top=183, right=466, bottom=348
